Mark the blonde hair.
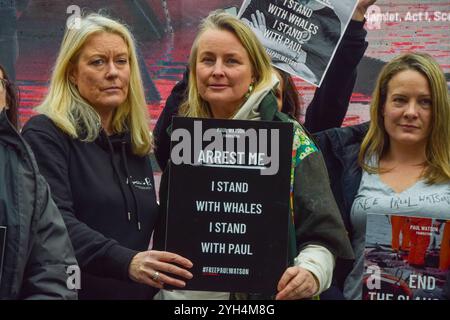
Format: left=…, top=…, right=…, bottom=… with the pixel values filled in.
left=36, top=13, right=152, bottom=156
left=359, top=52, right=450, bottom=184
left=180, top=10, right=274, bottom=118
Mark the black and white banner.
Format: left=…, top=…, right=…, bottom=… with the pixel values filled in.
left=238, top=0, right=358, bottom=86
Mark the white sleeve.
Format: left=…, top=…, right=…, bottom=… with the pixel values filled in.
left=294, top=245, right=335, bottom=295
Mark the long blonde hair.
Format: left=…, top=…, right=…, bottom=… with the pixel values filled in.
left=359, top=52, right=450, bottom=184
left=37, top=13, right=152, bottom=156
left=180, top=10, right=274, bottom=118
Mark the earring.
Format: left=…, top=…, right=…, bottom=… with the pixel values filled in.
left=69, top=76, right=77, bottom=87
left=244, top=82, right=254, bottom=100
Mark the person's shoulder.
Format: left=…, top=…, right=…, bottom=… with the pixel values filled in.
left=315, top=122, right=369, bottom=145
left=292, top=122, right=319, bottom=162
left=271, top=108, right=319, bottom=162
left=277, top=113, right=319, bottom=163
left=338, top=122, right=369, bottom=144
left=23, top=114, right=54, bottom=130
left=22, top=114, right=65, bottom=138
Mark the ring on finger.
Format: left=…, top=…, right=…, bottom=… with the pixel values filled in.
left=151, top=271, right=160, bottom=282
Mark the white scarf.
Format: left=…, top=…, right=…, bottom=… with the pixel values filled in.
left=232, top=73, right=279, bottom=121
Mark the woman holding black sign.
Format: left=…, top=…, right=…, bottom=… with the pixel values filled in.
left=154, top=10, right=353, bottom=300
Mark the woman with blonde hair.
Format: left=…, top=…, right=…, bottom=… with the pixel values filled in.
left=22, top=13, right=193, bottom=299
left=154, top=10, right=354, bottom=300
left=315, top=52, right=450, bottom=299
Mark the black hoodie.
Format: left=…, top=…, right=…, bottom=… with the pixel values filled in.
left=22, top=115, right=158, bottom=299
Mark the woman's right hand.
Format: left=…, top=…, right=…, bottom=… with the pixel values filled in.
left=128, top=250, right=193, bottom=289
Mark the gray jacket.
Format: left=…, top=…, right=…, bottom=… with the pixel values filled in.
left=0, top=110, right=78, bottom=299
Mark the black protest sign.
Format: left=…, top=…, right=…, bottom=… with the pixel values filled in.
left=165, top=117, right=292, bottom=294
left=238, top=0, right=358, bottom=86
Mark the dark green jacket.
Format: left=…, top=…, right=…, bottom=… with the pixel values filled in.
left=258, top=93, right=354, bottom=265
left=0, top=110, right=78, bottom=299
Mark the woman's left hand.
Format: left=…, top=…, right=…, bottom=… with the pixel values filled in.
left=275, top=266, right=319, bottom=300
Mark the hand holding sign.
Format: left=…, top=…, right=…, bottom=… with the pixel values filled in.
left=128, top=250, right=193, bottom=289
left=275, top=266, right=319, bottom=300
